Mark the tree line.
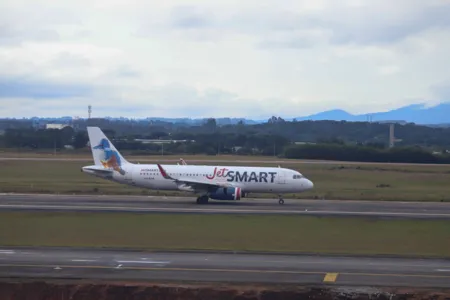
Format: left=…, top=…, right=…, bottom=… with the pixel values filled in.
left=1, top=119, right=450, bottom=164
left=284, top=143, right=450, bottom=164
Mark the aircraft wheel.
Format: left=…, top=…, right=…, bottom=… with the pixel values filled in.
left=197, top=195, right=209, bottom=204
left=278, top=198, right=284, bottom=205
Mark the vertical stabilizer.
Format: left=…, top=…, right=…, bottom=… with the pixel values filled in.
left=87, top=127, right=129, bottom=175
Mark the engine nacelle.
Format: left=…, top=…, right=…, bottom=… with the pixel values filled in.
left=209, top=187, right=243, bottom=201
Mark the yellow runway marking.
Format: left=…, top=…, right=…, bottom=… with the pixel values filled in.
left=323, top=273, right=338, bottom=282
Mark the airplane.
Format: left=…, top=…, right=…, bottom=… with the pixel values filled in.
left=81, top=127, right=314, bottom=205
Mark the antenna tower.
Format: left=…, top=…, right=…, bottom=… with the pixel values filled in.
left=389, top=123, right=395, bottom=148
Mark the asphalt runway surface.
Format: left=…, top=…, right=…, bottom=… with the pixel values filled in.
left=0, top=247, right=449, bottom=287
left=0, top=194, right=450, bottom=219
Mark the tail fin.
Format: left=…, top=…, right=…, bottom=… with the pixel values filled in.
left=87, top=127, right=129, bottom=173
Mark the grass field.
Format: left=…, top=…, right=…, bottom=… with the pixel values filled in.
left=1, top=154, right=450, bottom=201
left=1, top=212, right=448, bottom=257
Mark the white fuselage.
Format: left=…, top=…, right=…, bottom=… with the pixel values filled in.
left=83, top=163, right=314, bottom=195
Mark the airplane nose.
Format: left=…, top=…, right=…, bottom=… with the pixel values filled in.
left=304, top=178, right=314, bottom=189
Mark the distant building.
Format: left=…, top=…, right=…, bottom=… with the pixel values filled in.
left=134, top=139, right=195, bottom=144
left=294, top=142, right=316, bottom=145
left=375, top=120, right=408, bottom=125
left=45, top=124, right=72, bottom=130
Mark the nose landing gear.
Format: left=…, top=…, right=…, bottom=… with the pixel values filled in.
left=278, top=195, right=284, bottom=205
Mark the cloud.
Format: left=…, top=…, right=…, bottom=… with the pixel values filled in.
left=430, top=82, right=450, bottom=102
left=112, top=66, right=141, bottom=78
left=0, top=26, right=60, bottom=46
left=146, top=1, right=450, bottom=47
left=323, top=1, right=450, bottom=46
left=0, top=2, right=82, bottom=46
left=169, top=5, right=213, bottom=29
left=0, top=77, right=92, bottom=99
left=377, top=65, right=401, bottom=76
left=0, top=0, right=450, bottom=119
left=0, top=97, right=151, bottom=118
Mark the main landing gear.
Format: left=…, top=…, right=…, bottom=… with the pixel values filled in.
left=278, top=195, right=284, bottom=205
left=196, top=195, right=209, bottom=204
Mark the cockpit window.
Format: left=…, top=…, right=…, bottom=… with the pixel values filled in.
left=293, top=174, right=304, bottom=179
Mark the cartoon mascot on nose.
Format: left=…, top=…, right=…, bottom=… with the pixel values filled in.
left=93, top=138, right=126, bottom=175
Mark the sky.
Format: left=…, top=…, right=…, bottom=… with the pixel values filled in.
left=1, top=0, right=450, bottom=119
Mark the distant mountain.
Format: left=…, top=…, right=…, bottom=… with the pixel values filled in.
left=294, top=109, right=359, bottom=121
left=293, top=103, right=450, bottom=125
left=146, top=103, right=450, bottom=125
left=5, top=102, right=450, bottom=127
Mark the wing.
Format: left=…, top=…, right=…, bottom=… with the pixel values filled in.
left=156, top=164, right=237, bottom=190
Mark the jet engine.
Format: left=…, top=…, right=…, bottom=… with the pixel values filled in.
left=209, top=187, right=243, bottom=200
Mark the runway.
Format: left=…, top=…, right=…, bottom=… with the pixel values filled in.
left=0, top=247, right=449, bottom=287
left=0, top=194, right=450, bottom=219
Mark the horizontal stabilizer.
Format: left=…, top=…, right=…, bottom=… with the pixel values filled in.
left=82, top=165, right=114, bottom=176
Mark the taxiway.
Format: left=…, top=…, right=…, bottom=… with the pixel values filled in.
left=0, top=247, right=449, bottom=287
left=2, top=156, right=450, bottom=166
left=0, top=194, right=449, bottom=219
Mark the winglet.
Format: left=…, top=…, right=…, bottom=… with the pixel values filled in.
left=157, top=164, right=174, bottom=180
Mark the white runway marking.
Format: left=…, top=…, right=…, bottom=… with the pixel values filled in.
left=117, top=260, right=170, bottom=264
left=71, top=259, right=97, bottom=262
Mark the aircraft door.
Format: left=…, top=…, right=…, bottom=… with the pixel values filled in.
left=277, top=170, right=286, bottom=184
left=124, top=166, right=135, bottom=185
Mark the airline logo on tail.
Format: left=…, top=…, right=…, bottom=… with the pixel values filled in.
left=93, top=138, right=125, bottom=175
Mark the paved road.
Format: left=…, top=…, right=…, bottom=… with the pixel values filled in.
left=0, top=247, right=449, bottom=287
left=0, top=194, right=449, bottom=219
